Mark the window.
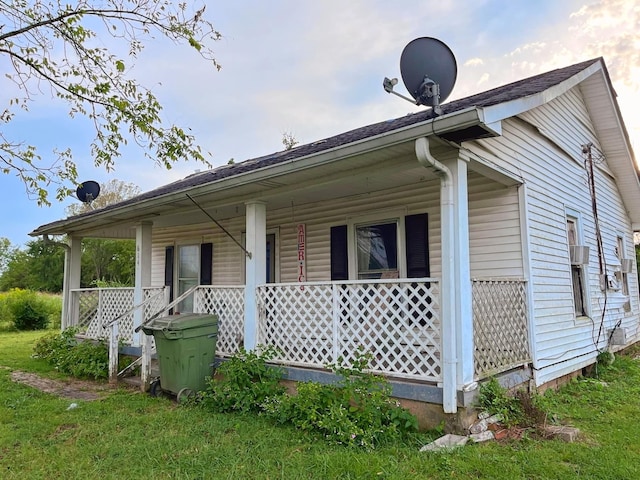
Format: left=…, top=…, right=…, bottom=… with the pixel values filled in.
left=616, top=236, right=629, bottom=296
left=356, top=222, right=398, bottom=279
left=330, top=213, right=429, bottom=281
left=567, top=216, right=588, bottom=317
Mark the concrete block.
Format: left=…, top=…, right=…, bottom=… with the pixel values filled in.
left=469, top=430, right=495, bottom=443
left=420, top=434, right=469, bottom=452
left=469, top=419, right=488, bottom=434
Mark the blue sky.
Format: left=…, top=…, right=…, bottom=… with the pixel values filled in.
left=1, top=0, right=639, bottom=247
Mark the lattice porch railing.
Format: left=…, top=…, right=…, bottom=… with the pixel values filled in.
left=194, top=286, right=245, bottom=357
left=71, top=287, right=168, bottom=343
left=473, top=278, right=530, bottom=379
left=257, top=279, right=441, bottom=382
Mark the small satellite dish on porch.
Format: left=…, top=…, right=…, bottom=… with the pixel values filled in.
left=76, top=180, right=101, bottom=204
left=383, top=37, right=457, bottom=115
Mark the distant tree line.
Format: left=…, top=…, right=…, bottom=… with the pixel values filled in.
left=0, top=180, right=139, bottom=292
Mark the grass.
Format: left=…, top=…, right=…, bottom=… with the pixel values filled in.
left=1, top=330, right=640, bottom=479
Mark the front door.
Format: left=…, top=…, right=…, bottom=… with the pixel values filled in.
left=177, top=244, right=199, bottom=313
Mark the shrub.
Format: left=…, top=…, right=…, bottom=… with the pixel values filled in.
left=199, top=348, right=418, bottom=449
left=0, top=289, right=62, bottom=331
left=201, top=346, right=285, bottom=413
left=34, top=328, right=110, bottom=380
left=8, top=289, right=50, bottom=330
left=262, top=352, right=418, bottom=448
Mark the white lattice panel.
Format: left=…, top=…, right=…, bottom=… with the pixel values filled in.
left=473, top=279, right=530, bottom=379
left=257, top=280, right=441, bottom=382
left=143, top=287, right=168, bottom=321
left=258, top=284, right=334, bottom=366
left=100, top=288, right=135, bottom=342
left=337, top=282, right=441, bottom=381
left=75, top=290, right=99, bottom=336
left=194, top=286, right=245, bottom=356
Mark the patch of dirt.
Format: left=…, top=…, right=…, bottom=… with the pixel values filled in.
left=9, top=370, right=119, bottom=401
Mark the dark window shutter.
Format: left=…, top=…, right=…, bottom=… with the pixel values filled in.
left=200, top=242, right=213, bottom=285
left=405, top=214, right=429, bottom=278
left=330, top=225, right=348, bottom=281
left=164, top=246, right=174, bottom=303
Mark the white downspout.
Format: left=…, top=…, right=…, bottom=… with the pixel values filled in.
left=415, top=136, right=458, bottom=414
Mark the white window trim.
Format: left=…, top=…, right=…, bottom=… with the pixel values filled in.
left=347, top=209, right=407, bottom=280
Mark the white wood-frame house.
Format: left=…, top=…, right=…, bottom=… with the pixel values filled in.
left=31, top=58, right=640, bottom=420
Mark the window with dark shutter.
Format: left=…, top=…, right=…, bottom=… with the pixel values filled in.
left=330, top=225, right=348, bottom=281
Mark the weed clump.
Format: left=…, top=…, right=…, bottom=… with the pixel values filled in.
left=478, top=377, right=550, bottom=432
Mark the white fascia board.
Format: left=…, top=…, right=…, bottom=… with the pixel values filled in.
left=481, top=61, right=604, bottom=126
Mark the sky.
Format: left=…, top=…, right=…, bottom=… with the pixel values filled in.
left=1, top=0, right=639, bottom=247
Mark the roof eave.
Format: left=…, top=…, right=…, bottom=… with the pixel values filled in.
left=30, top=106, right=498, bottom=237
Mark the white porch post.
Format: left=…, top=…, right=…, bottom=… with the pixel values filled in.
left=133, top=222, right=153, bottom=344
left=416, top=137, right=474, bottom=412
left=244, top=201, right=266, bottom=351
left=62, top=236, right=82, bottom=330
left=134, top=222, right=153, bottom=390
left=443, top=155, right=474, bottom=389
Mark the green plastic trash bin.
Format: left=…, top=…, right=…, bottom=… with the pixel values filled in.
left=142, top=313, right=218, bottom=400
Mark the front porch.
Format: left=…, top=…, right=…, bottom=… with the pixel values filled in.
left=69, top=276, right=530, bottom=401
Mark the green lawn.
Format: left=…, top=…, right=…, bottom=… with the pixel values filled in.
left=1, top=330, right=640, bottom=479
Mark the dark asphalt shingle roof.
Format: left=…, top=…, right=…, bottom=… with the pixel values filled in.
left=39, top=58, right=602, bottom=228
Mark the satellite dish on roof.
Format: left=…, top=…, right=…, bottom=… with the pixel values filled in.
left=383, top=37, right=457, bottom=115
left=76, top=180, right=101, bottom=204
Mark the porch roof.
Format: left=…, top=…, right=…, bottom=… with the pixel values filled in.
left=31, top=57, right=640, bottom=237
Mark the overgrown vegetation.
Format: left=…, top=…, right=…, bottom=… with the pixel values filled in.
left=264, top=352, right=419, bottom=448
left=2, top=331, right=640, bottom=478
left=201, top=347, right=285, bottom=414
left=478, top=377, right=526, bottom=426
left=201, top=348, right=418, bottom=449
left=0, top=289, right=62, bottom=331
left=32, top=328, right=124, bottom=380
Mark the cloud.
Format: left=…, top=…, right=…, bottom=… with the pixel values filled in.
left=464, top=58, right=484, bottom=67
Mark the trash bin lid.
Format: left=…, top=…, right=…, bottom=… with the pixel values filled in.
left=147, top=313, right=217, bottom=331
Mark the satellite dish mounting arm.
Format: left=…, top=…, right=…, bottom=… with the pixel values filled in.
left=383, top=75, right=443, bottom=115
left=383, top=77, right=420, bottom=105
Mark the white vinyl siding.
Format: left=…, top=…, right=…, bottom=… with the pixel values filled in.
left=467, top=85, right=639, bottom=385
left=150, top=175, right=523, bottom=286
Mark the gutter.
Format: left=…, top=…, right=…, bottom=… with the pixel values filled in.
left=415, top=136, right=458, bottom=414
left=31, top=107, right=494, bottom=237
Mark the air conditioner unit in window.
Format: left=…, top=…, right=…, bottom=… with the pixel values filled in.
left=620, top=258, right=634, bottom=273
left=569, top=245, right=590, bottom=265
